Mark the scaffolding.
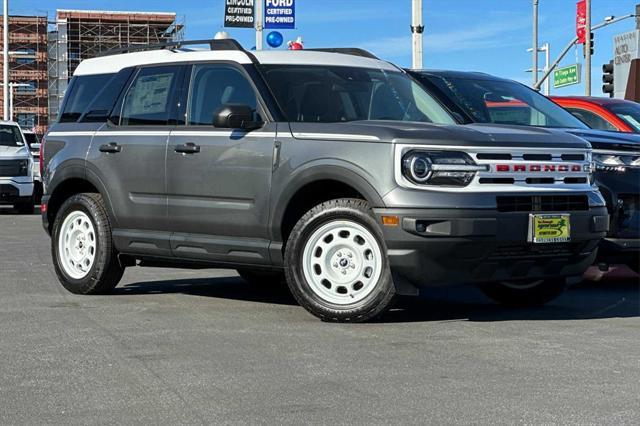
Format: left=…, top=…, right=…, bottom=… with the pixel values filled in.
left=48, top=9, right=184, bottom=122
left=0, top=15, right=49, bottom=135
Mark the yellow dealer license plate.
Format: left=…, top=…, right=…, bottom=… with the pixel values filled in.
left=528, top=214, right=571, bottom=244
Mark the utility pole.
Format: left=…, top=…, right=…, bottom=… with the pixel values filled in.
left=541, top=43, right=550, bottom=95
left=411, top=0, right=424, bottom=69
left=3, top=0, right=8, bottom=121
left=585, top=0, right=591, bottom=95
left=255, top=0, right=263, bottom=50
left=532, top=0, right=539, bottom=87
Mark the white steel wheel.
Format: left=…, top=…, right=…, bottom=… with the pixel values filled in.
left=302, top=219, right=383, bottom=305
left=57, top=210, right=97, bottom=280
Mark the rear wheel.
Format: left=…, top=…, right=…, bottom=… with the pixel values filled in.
left=284, top=198, right=396, bottom=322
left=479, top=278, right=568, bottom=307
left=52, top=193, right=124, bottom=294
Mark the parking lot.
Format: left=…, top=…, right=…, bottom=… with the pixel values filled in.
left=0, top=208, right=638, bottom=424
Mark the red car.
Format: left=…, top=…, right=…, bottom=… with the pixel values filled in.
left=551, top=96, right=640, bottom=133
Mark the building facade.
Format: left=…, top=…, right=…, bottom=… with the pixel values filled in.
left=0, top=15, right=48, bottom=135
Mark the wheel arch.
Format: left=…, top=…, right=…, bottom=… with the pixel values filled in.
left=271, top=164, right=385, bottom=245
left=45, top=166, right=117, bottom=234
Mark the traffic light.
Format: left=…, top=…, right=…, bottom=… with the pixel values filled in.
left=602, top=60, right=614, bottom=97
left=583, top=32, right=594, bottom=57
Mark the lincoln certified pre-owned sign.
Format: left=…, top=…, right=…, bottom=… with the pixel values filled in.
left=264, top=0, right=295, bottom=29
left=225, top=0, right=255, bottom=28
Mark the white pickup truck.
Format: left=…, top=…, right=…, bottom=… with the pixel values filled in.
left=0, top=121, right=35, bottom=214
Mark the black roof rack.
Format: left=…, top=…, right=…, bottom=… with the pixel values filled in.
left=306, top=48, right=379, bottom=60
left=98, top=38, right=246, bottom=57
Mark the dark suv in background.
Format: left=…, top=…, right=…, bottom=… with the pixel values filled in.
left=41, top=41, right=608, bottom=322
left=409, top=70, right=640, bottom=273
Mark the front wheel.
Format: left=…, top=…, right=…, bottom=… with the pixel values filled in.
left=51, top=193, right=124, bottom=294
left=478, top=278, right=568, bottom=307
left=284, top=198, right=396, bottom=322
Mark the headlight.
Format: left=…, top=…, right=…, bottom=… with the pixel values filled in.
left=401, top=151, right=487, bottom=187
left=593, top=151, right=640, bottom=172
left=18, top=159, right=29, bottom=176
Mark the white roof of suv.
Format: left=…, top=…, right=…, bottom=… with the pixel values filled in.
left=73, top=48, right=398, bottom=76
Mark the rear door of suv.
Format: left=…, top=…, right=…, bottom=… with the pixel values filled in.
left=165, top=62, right=276, bottom=264
left=87, top=64, right=186, bottom=257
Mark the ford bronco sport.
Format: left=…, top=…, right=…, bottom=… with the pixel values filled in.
left=42, top=40, right=608, bottom=322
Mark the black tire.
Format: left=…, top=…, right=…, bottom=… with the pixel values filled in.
left=51, top=193, right=124, bottom=295
left=284, top=198, right=396, bottom=322
left=479, top=278, right=568, bottom=307
left=14, top=199, right=35, bottom=214
left=237, top=268, right=287, bottom=286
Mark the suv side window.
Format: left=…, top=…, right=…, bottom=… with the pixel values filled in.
left=59, top=74, right=115, bottom=123
left=80, top=68, right=135, bottom=123
left=120, top=65, right=181, bottom=126
left=188, top=64, right=258, bottom=126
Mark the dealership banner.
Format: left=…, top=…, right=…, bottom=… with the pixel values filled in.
left=264, top=0, right=295, bottom=29
left=576, top=0, right=586, bottom=44
left=224, top=0, right=255, bottom=28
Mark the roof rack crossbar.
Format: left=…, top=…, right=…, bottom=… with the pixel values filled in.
left=98, top=38, right=246, bottom=57
left=306, top=48, right=379, bottom=60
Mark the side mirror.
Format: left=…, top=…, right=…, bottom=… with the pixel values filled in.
left=213, top=104, right=263, bottom=130
left=30, top=142, right=41, bottom=154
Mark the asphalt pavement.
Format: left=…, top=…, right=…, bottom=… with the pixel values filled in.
left=0, top=207, right=639, bottom=425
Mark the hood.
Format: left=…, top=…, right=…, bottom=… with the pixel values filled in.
left=0, top=144, right=31, bottom=159
left=560, top=128, right=640, bottom=152
left=289, top=121, right=590, bottom=149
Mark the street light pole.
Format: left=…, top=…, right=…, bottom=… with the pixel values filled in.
left=533, top=0, right=539, bottom=87
left=411, top=0, right=424, bottom=69
left=3, top=0, right=8, bottom=121
left=255, top=0, right=263, bottom=50
left=585, top=0, right=591, bottom=95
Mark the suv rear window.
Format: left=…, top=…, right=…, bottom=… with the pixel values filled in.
left=59, top=74, right=115, bottom=123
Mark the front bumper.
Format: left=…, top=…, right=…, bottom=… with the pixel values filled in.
left=0, top=181, right=34, bottom=205
left=374, top=207, right=609, bottom=289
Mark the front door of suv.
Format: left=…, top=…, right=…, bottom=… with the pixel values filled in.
left=165, top=63, right=275, bottom=264
left=89, top=64, right=185, bottom=257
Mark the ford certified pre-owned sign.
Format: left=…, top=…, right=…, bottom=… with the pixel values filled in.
left=264, top=0, right=295, bottom=29
left=225, top=0, right=255, bottom=28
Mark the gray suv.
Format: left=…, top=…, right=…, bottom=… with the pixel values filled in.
left=42, top=40, right=608, bottom=322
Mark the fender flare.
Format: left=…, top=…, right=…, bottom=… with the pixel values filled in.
left=269, top=162, right=385, bottom=241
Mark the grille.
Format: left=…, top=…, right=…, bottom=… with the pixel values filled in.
left=488, top=243, right=585, bottom=260
left=497, top=195, right=589, bottom=212
left=0, top=160, right=27, bottom=177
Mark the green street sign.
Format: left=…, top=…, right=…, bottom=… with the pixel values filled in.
left=554, top=64, right=581, bottom=88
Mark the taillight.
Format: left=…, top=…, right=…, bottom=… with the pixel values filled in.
left=39, top=135, right=45, bottom=177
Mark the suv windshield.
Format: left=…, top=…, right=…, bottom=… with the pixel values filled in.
left=423, top=75, right=588, bottom=129
left=261, top=65, right=456, bottom=125
left=0, top=124, right=25, bottom=147
left=608, top=102, right=640, bottom=132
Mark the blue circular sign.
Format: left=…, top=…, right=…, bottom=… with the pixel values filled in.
left=266, top=31, right=284, bottom=48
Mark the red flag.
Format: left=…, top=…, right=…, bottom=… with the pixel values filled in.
left=576, top=0, right=587, bottom=44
